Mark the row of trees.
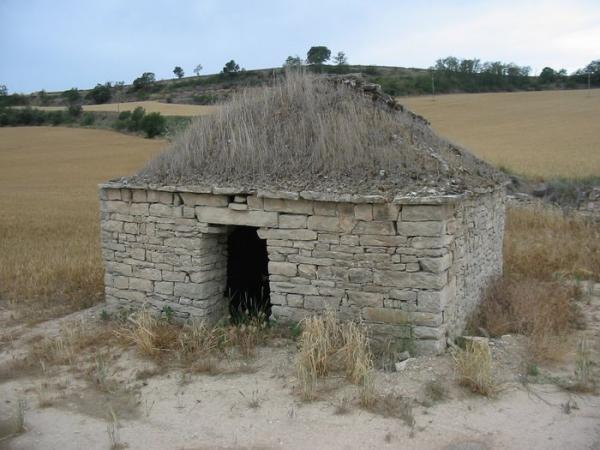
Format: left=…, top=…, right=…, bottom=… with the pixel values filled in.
left=284, top=46, right=347, bottom=68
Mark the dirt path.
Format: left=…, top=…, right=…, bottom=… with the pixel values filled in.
left=1, top=287, right=599, bottom=450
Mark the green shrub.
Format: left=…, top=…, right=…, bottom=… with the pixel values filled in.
left=140, top=112, right=166, bottom=138
left=81, top=112, right=95, bottom=126
left=128, top=107, right=146, bottom=131
left=49, top=111, right=64, bottom=126
left=117, top=110, right=131, bottom=121
left=86, top=83, right=111, bottom=104
left=68, top=104, right=82, bottom=117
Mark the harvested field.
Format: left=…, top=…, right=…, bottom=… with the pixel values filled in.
left=31, top=100, right=217, bottom=117
left=399, top=89, right=600, bottom=178
left=0, top=127, right=163, bottom=319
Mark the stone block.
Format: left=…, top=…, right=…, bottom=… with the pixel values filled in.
left=174, top=281, right=221, bottom=299
left=106, top=189, right=121, bottom=201
left=354, top=204, right=373, bottom=221
left=373, top=203, right=400, bottom=221
left=132, top=190, right=147, bottom=202
left=180, top=193, right=229, bottom=207
left=373, top=270, right=447, bottom=289
left=279, top=214, right=308, bottom=229
left=134, top=267, right=162, bottom=281
left=287, top=294, right=304, bottom=307
left=105, top=261, right=132, bottom=276
left=298, top=264, right=317, bottom=279
left=363, top=308, right=408, bottom=324
left=347, top=268, right=373, bottom=284
left=197, top=207, right=278, bottom=227
left=359, top=235, right=407, bottom=247
left=347, top=291, right=383, bottom=307
left=402, top=205, right=451, bottom=221
left=397, top=221, right=446, bottom=237
left=158, top=192, right=173, bottom=204
left=155, top=281, right=174, bottom=295
left=228, top=203, right=248, bottom=211
left=304, top=295, right=341, bottom=310
left=268, top=262, right=298, bottom=277
left=419, top=254, right=452, bottom=273
left=411, top=236, right=453, bottom=249
left=263, top=198, right=313, bottom=214
left=130, top=277, right=153, bottom=292
left=258, top=229, right=316, bottom=241
left=307, top=216, right=341, bottom=232
left=247, top=195, right=264, bottom=209
left=270, top=293, right=287, bottom=305
left=314, top=202, right=337, bottom=216
left=352, top=221, right=396, bottom=235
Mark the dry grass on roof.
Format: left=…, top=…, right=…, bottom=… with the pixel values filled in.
left=137, top=71, right=502, bottom=195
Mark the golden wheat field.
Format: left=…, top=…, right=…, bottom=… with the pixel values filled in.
left=35, top=100, right=217, bottom=116
left=0, top=127, right=163, bottom=318
left=399, top=88, right=600, bottom=178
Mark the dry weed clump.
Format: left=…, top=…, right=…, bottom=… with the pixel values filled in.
left=471, top=276, right=575, bottom=360
left=504, top=206, right=600, bottom=281
left=452, top=338, right=496, bottom=397
left=296, top=311, right=373, bottom=400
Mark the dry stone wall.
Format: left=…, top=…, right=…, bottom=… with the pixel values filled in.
left=99, top=183, right=505, bottom=355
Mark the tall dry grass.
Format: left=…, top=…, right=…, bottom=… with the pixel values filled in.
left=470, top=205, right=600, bottom=360
left=139, top=71, right=499, bottom=191
left=504, top=206, right=600, bottom=280
left=296, top=312, right=373, bottom=400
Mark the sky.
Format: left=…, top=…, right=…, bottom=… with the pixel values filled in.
left=1, top=0, right=599, bottom=93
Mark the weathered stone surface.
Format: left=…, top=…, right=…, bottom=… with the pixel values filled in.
left=347, top=268, right=373, bottom=284
left=129, top=277, right=153, bottom=292
left=263, top=198, right=313, bottom=214
left=397, top=221, right=446, bottom=237
left=197, top=207, right=278, bottom=227
left=268, top=262, right=298, bottom=277
left=180, top=193, right=229, bottom=207
left=373, top=203, right=400, bottom=221
left=354, top=204, right=373, bottom=221
left=314, top=202, right=337, bottom=216
left=419, top=254, right=452, bottom=273
left=353, top=221, right=396, bottom=235
left=347, top=291, right=383, bottom=307
left=258, top=229, right=317, bottom=241
left=363, top=308, right=408, bottom=324
left=307, top=215, right=341, bottom=232
left=304, top=295, right=340, bottom=310
left=174, top=281, right=221, bottom=299
left=359, top=235, right=407, bottom=247
left=373, top=270, right=447, bottom=289
left=401, top=205, right=451, bottom=221
left=411, top=236, right=453, bottom=249
left=228, top=203, right=248, bottom=211
left=279, top=214, right=308, bottom=229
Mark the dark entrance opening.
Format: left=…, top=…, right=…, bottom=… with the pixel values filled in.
left=226, top=226, right=270, bottom=322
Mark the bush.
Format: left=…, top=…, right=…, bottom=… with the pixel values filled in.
left=67, top=104, right=82, bottom=117
left=48, top=111, right=64, bottom=126
left=129, top=107, right=145, bottom=131
left=81, top=112, right=95, bottom=126
left=86, top=83, right=111, bottom=104
left=140, top=112, right=166, bottom=138
left=132, top=72, right=155, bottom=91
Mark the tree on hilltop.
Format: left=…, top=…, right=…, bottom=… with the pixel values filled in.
left=306, top=46, right=331, bottom=65
left=193, top=64, right=203, bottom=76
left=333, top=51, right=348, bottom=65
left=173, top=66, right=184, bottom=79
left=133, top=72, right=156, bottom=90
left=283, top=55, right=303, bottom=68
left=222, top=60, right=241, bottom=75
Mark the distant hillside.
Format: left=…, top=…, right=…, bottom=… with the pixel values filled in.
left=3, top=60, right=598, bottom=109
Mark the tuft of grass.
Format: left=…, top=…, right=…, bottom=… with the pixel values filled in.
left=452, top=338, right=496, bottom=397
left=423, top=378, right=448, bottom=403
left=0, top=399, right=26, bottom=443
left=296, top=311, right=373, bottom=400
left=106, top=407, right=125, bottom=450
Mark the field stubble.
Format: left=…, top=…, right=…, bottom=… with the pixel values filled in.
left=399, top=88, right=600, bottom=178
left=0, top=127, right=163, bottom=320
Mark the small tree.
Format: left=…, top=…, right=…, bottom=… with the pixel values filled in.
left=539, top=67, right=556, bottom=84
left=193, top=64, right=203, bottom=76
left=333, top=51, right=347, bottom=65
left=306, top=46, right=331, bottom=65
left=62, top=88, right=81, bottom=105
left=173, top=66, right=184, bottom=79
left=140, top=112, right=166, bottom=138
left=0, top=85, right=7, bottom=96
left=222, top=60, right=241, bottom=75
left=87, top=82, right=112, bottom=104
left=283, top=55, right=303, bottom=68
left=132, top=72, right=156, bottom=90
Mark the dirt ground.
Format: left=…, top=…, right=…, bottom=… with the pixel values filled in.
left=1, top=286, right=599, bottom=450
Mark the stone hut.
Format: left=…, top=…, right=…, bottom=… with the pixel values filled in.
left=99, top=74, right=506, bottom=355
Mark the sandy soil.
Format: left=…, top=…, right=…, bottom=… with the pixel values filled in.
left=1, top=287, right=599, bottom=450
